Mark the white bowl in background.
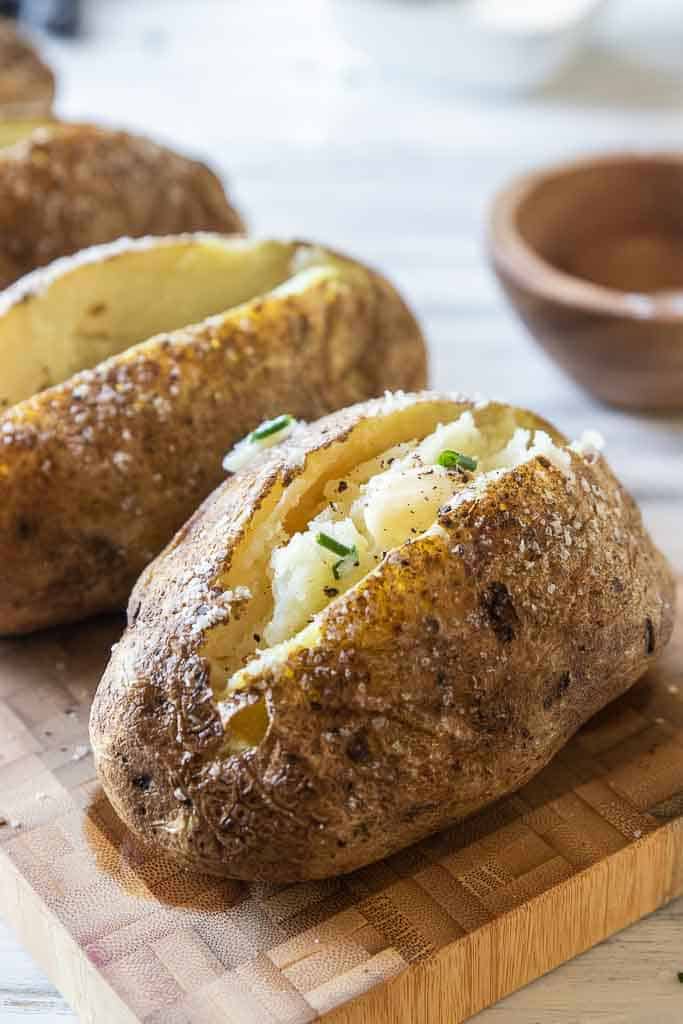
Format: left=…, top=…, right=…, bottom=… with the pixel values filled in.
left=332, top=0, right=608, bottom=94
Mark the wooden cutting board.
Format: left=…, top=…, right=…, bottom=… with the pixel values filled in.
left=1, top=583, right=682, bottom=1024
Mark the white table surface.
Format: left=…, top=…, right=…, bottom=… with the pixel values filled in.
left=1, top=0, right=683, bottom=1020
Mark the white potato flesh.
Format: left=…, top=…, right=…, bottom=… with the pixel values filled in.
left=262, top=411, right=574, bottom=650
left=412, top=410, right=482, bottom=465
left=265, top=518, right=369, bottom=645
left=356, top=464, right=457, bottom=551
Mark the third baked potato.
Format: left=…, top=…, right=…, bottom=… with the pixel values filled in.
left=0, top=235, right=426, bottom=634
left=90, top=391, right=675, bottom=882
left=0, top=18, right=54, bottom=120
left=0, top=122, right=243, bottom=289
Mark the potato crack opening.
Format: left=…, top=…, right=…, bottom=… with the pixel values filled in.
left=213, top=402, right=576, bottom=754
left=0, top=239, right=323, bottom=408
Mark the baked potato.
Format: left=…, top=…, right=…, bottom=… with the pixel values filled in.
left=0, top=122, right=243, bottom=289
left=90, top=391, right=675, bottom=882
left=0, top=19, right=54, bottom=120
left=0, top=235, right=427, bottom=634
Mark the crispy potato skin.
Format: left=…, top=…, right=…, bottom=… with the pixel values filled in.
left=0, top=254, right=426, bottom=633
left=0, top=19, right=54, bottom=120
left=0, top=124, right=243, bottom=289
left=90, top=394, right=676, bottom=882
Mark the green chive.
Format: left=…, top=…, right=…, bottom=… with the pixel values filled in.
left=678, top=972, right=683, bottom=984
left=316, top=533, right=359, bottom=580
left=317, top=532, right=354, bottom=558
left=437, top=449, right=478, bottom=472
left=333, top=550, right=358, bottom=581
left=250, top=414, right=293, bottom=442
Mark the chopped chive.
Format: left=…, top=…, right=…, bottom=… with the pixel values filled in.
left=316, top=532, right=360, bottom=581
left=437, top=449, right=478, bottom=472
left=333, top=550, right=359, bottom=581
left=250, top=414, right=293, bottom=442
left=678, top=971, right=683, bottom=984
left=316, top=532, right=354, bottom=558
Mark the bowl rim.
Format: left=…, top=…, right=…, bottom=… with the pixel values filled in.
left=488, top=149, right=683, bottom=324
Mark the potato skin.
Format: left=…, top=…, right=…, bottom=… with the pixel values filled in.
left=90, top=393, right=676, bottom=882
left=0, top=247, right=426, bottom=633
left=0, top=123, right=243, bottom=289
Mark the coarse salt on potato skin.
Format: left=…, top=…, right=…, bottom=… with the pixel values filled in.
left=0, top=236, right=426, bottom=635
left=90, top=392, right=675, bottom=882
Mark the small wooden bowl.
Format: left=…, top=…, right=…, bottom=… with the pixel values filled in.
left=489, top=152, right=683, bottom=410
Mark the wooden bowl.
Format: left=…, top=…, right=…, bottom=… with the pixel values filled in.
left=489, top=152, right=683, bottom=410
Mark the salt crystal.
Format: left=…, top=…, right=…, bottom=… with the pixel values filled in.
left=112, top=450, right=132, bottom=471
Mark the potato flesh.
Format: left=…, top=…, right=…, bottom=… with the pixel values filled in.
left=267, top=518, right=369, bottom=646
left=262, top=412, right=570, bottom=646
left=0, top=239, right=330, bottom=408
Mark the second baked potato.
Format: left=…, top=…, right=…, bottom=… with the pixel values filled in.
left=91, top=391, right=675, bottom=882
left=0, top=235, right=427, bottom=634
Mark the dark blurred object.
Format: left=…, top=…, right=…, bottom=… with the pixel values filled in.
left=0, top=1, right=20, bottom=17
left=21, top=0, right=80, bottom=36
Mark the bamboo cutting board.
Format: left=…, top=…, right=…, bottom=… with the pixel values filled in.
left=0, top=584, right=682, bottom=1024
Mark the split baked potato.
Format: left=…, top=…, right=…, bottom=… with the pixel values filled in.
left=0, top=236, right=427, bottom=634
left=0, top=123, right=243, bottom=289
left=90, top=391, right=675, bottom=882
left=0, top=19, right=54, bottom=120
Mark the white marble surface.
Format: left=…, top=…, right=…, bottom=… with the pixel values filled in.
left=1, top=0, right=683, bottom=1019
